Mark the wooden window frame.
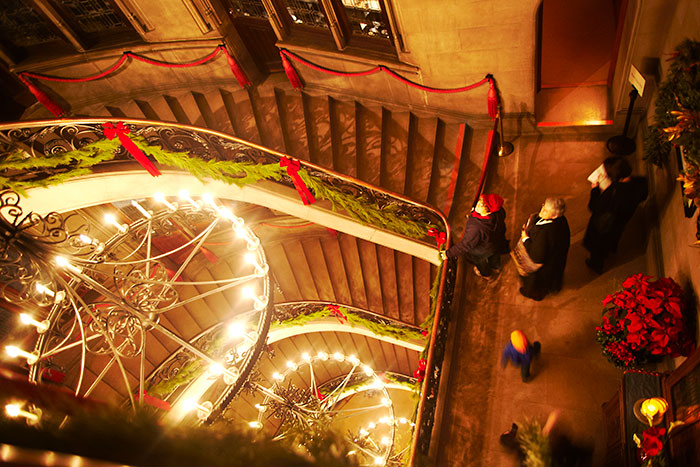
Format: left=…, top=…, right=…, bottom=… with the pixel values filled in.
left=262, top=0, right=404, bottom=61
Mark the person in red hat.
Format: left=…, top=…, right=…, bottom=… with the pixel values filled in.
left=441, top=193, right=509, bottom=278
left=501, top=330, right=541, bottom=382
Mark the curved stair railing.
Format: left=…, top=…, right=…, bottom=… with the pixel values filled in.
left=0, top=117, right=454, bottom=464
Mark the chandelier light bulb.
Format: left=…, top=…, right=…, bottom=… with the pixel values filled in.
left=182, top=399, right=212, bottom=419
left=208, top=363, right=224, bottom=376
left=244, top=253, right=267, bottom=277
left=35, top=283, right=55, bottom=297
left=272, top=372, right=284, bottom=382
left=218, top=207, right=237, bottom=222
left=381, top=397, right=391, bottom=407
left=5, top=404, right=20, bottom=417
left=4, top=404, right=39, bottom=424
left=286, top=361, right=297, bottom=370
left=55, top=256, right=81, bottom=273
left=381, top=437, right=390, bottom=446
left=347, top=355, right=359, bottom=365
left=228, top=321, right=247, bottom=338
left=5, top=346, right=38, bottom=365
left=78, top=234, right=93, bottom=245
left=374, top=457, right=383, bottom=465
left=254, top=403, right=266, bottom=412
left=368, top=422, right=376, bottom=429
left=359, top=428, right=369, bottom=436
left=362, top=365, right=373, bottom=376
left=248, top=421, right=262, bottom=429
left=243, top=290, right=267, bottom=311
left=104, top=214, right=127, bottom=233
left=222, top=367, right=240, bottom=385
left=399, top=417, right=407, bottom=424
left=153, top=192, right=177, bottom=211
left=333, top=352, right=345, bottom=362
left=182, top=398, right=197, bottom=412
left=317, top=352, right=328, bottom=361
left=301, top=352, right=311, bottom=362
left=19, top=313, right=49, bottom=333
left=130, top=200, right=152, bottom=219
left=178, top=190, right=200, bottom=209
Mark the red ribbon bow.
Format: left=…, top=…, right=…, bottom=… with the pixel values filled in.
left=327, top=304, right=347, bottom=324
left=280, top=157, right=315, bottom=205
left=102, top=122, right=161, bottom=177
left=427, top=228, right=446, bottom=249
left=314, top=388, right=326, bottom=401
left=413, top=358, right=427, bottom=383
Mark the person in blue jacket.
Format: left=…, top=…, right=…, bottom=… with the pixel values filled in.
left=502, top=330, right=541, bottom=382
left=441, top=193, right=509, bottom=278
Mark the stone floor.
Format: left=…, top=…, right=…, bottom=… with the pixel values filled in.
left=434, top=130, right=656, bottom=466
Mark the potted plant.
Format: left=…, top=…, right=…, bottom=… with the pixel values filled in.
left=595, top=274, right=695, bottom=368
left=643, top=39, right=700, bottom=243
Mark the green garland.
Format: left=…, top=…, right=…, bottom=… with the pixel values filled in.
left=516, top=419, right=552, bottom=467
left=0, top=136, right=440, bottom=240
left=0, top=138, right=121, bottom=195
left=273, top=305, right=426, bottom=343
left=0, top=407, right=355, bottom=467
left=145, top=333, right=227, bottom=399
left=418, top=261, right=443, bottom=359
left=644, top=39, right=700, bottom=167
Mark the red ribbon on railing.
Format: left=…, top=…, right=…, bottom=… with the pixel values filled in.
left=487, top=78, right=498, bottom=120
left=18, top=46, right=250, bottom=115
left=280, top=49, right=494, bottom=99
left=280, top=51, right=303, bottom=90
left=314, top=387, right=327, bottom=401
left=280, top=157, right=315, bottom=205
left=427, top=228, right=446, bottom=249
left=327, top=304, right=347, bottom=324
left=413, top=358, right=427, bottom=383
left=102, top=122, right=161, bottom=177
left=18, top=75, right=65, bottom=117
left=135, top=390, right=171, bottom=411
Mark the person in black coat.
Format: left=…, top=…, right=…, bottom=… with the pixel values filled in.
left=583, top=157, right=648, bottom=274
left=442, top=193, right=509, bottom=278
left=519, top=197, right=570, bottom=301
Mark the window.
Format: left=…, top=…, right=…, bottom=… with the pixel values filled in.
left=0, top=0, right=142, bottom=64
left=224, top=0, right=401, bottom=59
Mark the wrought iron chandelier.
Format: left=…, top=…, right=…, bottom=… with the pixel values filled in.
left=0, top=188, right=272, bottom=418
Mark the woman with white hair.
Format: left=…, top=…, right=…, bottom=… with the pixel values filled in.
left=518, top=197, right=570, bottom=301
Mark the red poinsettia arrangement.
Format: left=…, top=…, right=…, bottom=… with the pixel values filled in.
left=595, top=274, right=695, bottom=368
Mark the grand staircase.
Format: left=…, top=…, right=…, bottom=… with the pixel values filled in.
left=18, top=74, right=490, bottom=409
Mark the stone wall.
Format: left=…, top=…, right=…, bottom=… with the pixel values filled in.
left=640, top=0, right=700, bottom=357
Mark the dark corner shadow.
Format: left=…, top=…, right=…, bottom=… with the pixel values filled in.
left=549, top=426, right=594, bottom=467
left=681, top=277, right=698, bottom=341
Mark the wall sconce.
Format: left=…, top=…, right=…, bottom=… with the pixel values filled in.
left=634, top=397, right=668, bottom=426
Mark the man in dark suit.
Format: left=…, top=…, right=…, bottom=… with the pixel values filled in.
left=584, top=157, right=648, bottom=274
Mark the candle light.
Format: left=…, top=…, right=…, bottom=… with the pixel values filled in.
left=178, top=190, right=200, bottom=209
left=19, top=313, right=49, bottom=333
left=104, top=214, right=127, bottom=233
left=5, top=404, right=39, bottom=424
left=153, top=192, right=177, bottom=211
left=55, top=256, right=81, bottom=274
left=5, top=346, right=38, bottom=365
left=130, top=200, right=152, bottom=219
